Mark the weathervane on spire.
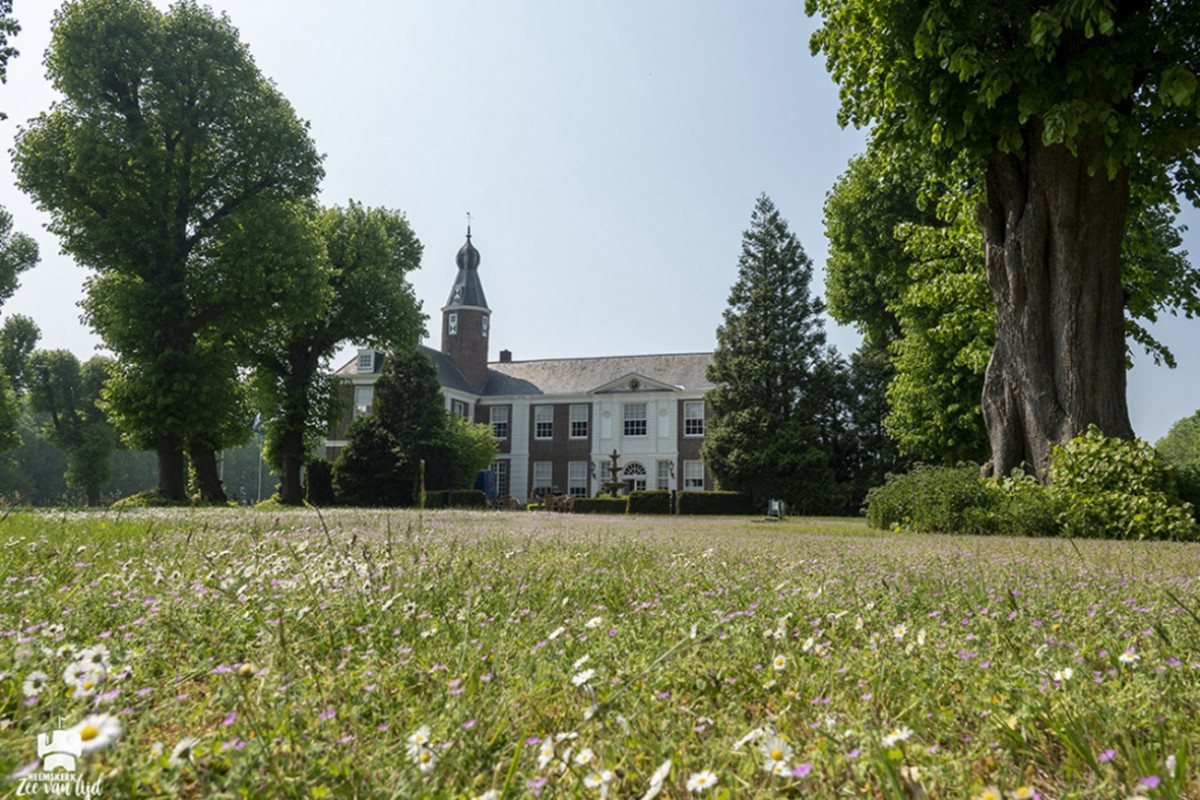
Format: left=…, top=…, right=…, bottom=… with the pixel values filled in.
left=466, top=211, right=472, bottom=238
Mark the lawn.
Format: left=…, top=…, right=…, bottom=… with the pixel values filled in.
left=2, top=508, right=1198, bottom=799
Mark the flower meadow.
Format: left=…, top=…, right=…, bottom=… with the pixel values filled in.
left=2, top=508, right=1199, bottom=799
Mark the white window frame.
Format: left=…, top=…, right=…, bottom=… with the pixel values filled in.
left=356, top=349, right=375, bottom=374
left=569, top=404, right=589, bottom=439
left=623, top=461, right=647, bottom=492
left=490, top=406, right=509, bottom=440
left=534, top=405, right=553, bottom=440
left=568, top=461, right=588, bottom=497
left=491, top=460, right=509, bottom=497
left=533, top=461, right=553, bottom=492
left=684, top=401, right=705, bottom=437
left=448, top=312, right=458, bottom=336
left=482, top=316, right=489, bottom=338
left=683, top=460, right=705, bottom=491
left=656, top=460, right=671, bottom=490
left=353, top=385, right=374, bottom=417
left=451, top=399, right=469, bottom=419
left=623, top=403, right=647, bottom=437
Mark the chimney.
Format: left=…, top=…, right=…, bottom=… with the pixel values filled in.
left=499, top=349, right=512, bottom=363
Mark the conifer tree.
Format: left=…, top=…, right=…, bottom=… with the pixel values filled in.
left=703, top=194, right=841, bottom=513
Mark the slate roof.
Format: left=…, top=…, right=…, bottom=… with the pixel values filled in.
left=480, top=352, right=714, bottom=396
left=335, top=350, right=715, bottom=398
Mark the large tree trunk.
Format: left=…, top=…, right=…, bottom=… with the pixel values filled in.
left=157, top=436, right=187, bottom=501
left=978, top=131, right=1134, bottom=479
left=276, top=344, right=319, bottom=506
left=277, top=427, right=305, bottom=506
left=189, top=443, right=228, bottom=504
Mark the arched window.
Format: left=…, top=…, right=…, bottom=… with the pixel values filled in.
left=623, top=461, right=647, bottom=492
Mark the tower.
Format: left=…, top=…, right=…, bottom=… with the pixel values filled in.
left=441, top=225, right=491, bottom=389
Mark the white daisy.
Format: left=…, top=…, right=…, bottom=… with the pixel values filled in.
left=759, top=734, right=793, bottom=773
left=76, top=644, right=111, bottom=671
left=169, top=736, right=201, bottom=766
left=772, top=654, right=787, bottom=671
left=893, top=624, right=907, bottom=640
left=585, top=616, right=603, bottom=629
left=21, top=670, right=49, bottom=698
left=881, top=725, right=914, bottom=747
left=537, top=741, right=556, bottom=770
left=1118, top=647, right=1140, bottom=664
left=571, top=668, right=596, bottom=687
left=574, top=747, right=595, bottom=766
left=802, top=636, right=815, bottom=652
left=573, top=654, right=591, bottom=670
left=686, top=769, right=718, bottom=793
left=1053, top=667, right=1073, bottom=682
left=63, top=661, right=105, bottom=698
left=68, top=713, right=122, bottom=754
left=917, top=628, right=927, bottom=646
left=583, top=770, right=614, bottom=788
left=414, top=747, right=437, bottom=773
left=639, top=759, right=673, bottom=799
left=406, top=725, right=432, bottom=748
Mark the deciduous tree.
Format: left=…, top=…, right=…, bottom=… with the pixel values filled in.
left=242, top=201, right=424, bottom=506
left=13, top=0, right=323, bottom=500
left=807, top=0, right=1200, bottom=477
left=28, top=350, right=117, bottom=506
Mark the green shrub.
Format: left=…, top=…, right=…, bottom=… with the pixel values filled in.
left=422, top=490, right=449, bottom=509
left=1174, top=465, right=1200, bottom=519
left=448, top=489, right=488, bottom=508
left=865, top=464, right=995, bottom=534
left=571, top=496, right=628, bottom=515
left=982, top=471, right=1064, bottom=538
left=676, top=490, right=753, bottom=516
left=627, top=490, right=672, bottom=515
left=1048, top=426, right=1197, bottom=540
left=303, top=459, right=336, bottom=507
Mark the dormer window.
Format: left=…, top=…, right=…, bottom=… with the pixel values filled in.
left=356, top=349, right=376, bottom=374
left=448, top=313, right=458, bottom=336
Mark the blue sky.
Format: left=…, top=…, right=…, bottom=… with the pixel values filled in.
left=0, top=1, right=1196, bottom=443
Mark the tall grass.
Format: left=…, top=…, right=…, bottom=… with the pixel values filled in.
left=2, top=509, right=1198, bottom=799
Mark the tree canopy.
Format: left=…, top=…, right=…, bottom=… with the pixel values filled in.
left=28, top=350, right=118, bottom=506
left=13, top=0, right=323, bottom=500
left=807, top=0, right=1200, bottom=477
left=243, top=200, right=425, bottom=505
left=333, top=349, right=495, bottom=507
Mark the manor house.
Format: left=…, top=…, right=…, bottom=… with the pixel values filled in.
left=325, top=229, right=714, bottom=501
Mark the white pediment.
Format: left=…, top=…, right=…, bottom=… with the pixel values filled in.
left=591, top=372, right=680, bottom=394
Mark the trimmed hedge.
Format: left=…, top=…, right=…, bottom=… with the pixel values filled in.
left=422, top=490, right=449, bottom=509
left=571, top=496, right=629, bottom=515
left=448, top=489, right=488, bottom=508
left=627, top=490, right=672, bottom=515
left=676, top=490, right=753, bottom=515
left=421, top=489, right=487, bottom=509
